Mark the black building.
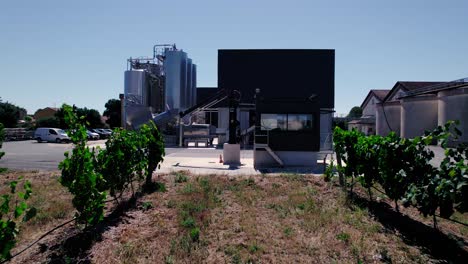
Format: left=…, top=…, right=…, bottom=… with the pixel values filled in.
left=218, top=49, right=334, bottom=160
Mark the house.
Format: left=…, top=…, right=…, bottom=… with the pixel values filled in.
left=363, top=79, right=468, bottom=146
left=33, top=107, right=58, bottom=120
left=349, top=89, right=389, bottom=135
left=398, top=79, right=468, bottom=145
left=376, top=82, right=442, bottom=136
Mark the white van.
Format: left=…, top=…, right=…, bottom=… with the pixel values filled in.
left=34, top=128, right=70, bottom=143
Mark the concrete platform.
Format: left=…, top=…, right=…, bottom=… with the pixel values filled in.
left=158, top=148, right=256, bottom=176
left=157, top=147, right=326, bottom=176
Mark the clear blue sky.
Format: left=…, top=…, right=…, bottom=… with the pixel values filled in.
left=1, top=0, right=467, bottom=116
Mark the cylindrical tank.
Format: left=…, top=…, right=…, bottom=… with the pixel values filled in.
left=438, top=87, right=468, bottom=145
left=376, top=101, right=401, bottom=136
left=164, top=50, right=188, bottom=110
left=401, top=95, right=438, bottom=138
left=187, top=58, right=193, bottom=108
left=192, top=64, right=197, bottom=107
left=124, top=70, right=146, bottom=105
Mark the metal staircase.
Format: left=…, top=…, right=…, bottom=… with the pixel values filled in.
left=254, top=127, right=284, bottom=166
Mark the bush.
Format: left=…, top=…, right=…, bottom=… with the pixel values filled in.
left=0, top=179, right=36, bottom=261
left=333, top=122, right=467, bottom=226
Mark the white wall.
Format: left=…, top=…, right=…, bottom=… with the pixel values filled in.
left=362, top=96, right=379, bottom=117
left=401, top=95, right=438, bottom=138
left=376, top=102, right=401, bottom=136
left=438, top=87, right=468, bottom=145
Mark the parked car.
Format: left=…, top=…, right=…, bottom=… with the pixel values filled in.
left=34, top=128, right=71, bottom=143
left=87, top=130, right=100, bottom=140
left=91, top=128, right=110, bottom=139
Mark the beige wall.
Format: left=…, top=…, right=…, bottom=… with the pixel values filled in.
left=376, top=102, right=401, bottom=136
left=362, top=96, right=379, bottom=117
left=438, top=87, right=468, bottom=145
left=401, top=95, right=438, bottom=138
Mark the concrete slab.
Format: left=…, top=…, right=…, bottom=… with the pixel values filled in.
left=158, top=147, right=327, bottom=176
left=159, top=148, right=258, bottom=176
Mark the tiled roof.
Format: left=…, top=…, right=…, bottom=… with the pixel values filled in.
left=382, top=81, right=444, bottom=102
left=371, top=89, right=390, bottom=101
left=398, top=82, right=444, bottom=91
left=360, top=89, right=390, bottom=108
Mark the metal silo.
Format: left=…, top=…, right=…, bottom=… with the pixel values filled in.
left=192, top=64, right=197, bottom=106
left=164, top=50, right=188, bottom=111
left=124, top=70, right=147, bottom=106
left=187, top=58, right=193, bottom=107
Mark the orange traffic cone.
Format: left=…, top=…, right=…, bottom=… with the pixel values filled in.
left=219, top=154, right=223, bottom=163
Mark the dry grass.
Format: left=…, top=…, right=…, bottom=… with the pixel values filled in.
left=0, top=169, right=74, bottom=263
left=1, top=169, right=466, bottom=263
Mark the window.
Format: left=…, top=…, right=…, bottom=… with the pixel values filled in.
left=260, top=114, right=313, bottom=131
left=49, top=129, right=57, bottom=135
left=287, top=114, right=313, bottom=131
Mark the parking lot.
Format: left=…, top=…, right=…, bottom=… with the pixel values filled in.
left=0, top=140, right=447, bottom=174
left=0, top=140, right=255, bottom=172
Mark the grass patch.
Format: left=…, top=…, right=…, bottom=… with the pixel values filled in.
left=174, top=171, right=188, bottom=183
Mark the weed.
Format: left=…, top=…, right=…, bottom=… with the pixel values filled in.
left=324, top=157, right=335, bottom=182
left=199, top=177, right=211, bottom=193
left=180, top=201, right=205, bottom=214
left=272, top=183, right=281, bottom=189
left=155, top=182, right=167, bottom=192
left=248, top=241, right=262, bottom=253
left=283, top=227, right=293, bottom=237
left=181, top=183, right=196, bottom=194
left=178, top=235, right=192, bottom=254
left=190, top=227, right=200, bottom=242
left=141, top=201, right=153, bottom=211
left=224, top=245, right=236, bottom=255
left=169, top=239, right=177, bottom=254
left=181, top=216, right=196, bottom=228
left=231, top=252, right=242, bottom=264
left=174, top=172, right=188, bottom=183
left=281, top=173, right=306, bottom=182
left=166, top=199, right=176, bottom=208
left=165, top=255, right=175, bottom=264
left=336, top=232, right=350, bottom=243
left=244, top=177, right=256, bottom=187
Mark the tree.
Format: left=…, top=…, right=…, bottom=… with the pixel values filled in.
left=55, top=106, right=104, bottom=129
left=347, top=106, right=363, bottom=118
left=0, top=123, right=4, bottom=161
left=36, top=117, right=60, bottom=128
left=103, top=99, right=121, bottom=128
left=78, top=108, right=103, bottom=128
left=0, top=100, right=24, bottom=128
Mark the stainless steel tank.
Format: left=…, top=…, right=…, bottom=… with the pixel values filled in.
left=187, top=58, right=193, bottom=108
left=192, top=64, right=197, bottom=107
left=164, top=50, right=188, bottom=111
left=124, top=70, right=147, bottom=105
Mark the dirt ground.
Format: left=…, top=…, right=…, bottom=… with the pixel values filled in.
left=1, top=170, right=467, bottom=263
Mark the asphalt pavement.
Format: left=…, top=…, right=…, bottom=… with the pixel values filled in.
left=0, top=140, right=447, bottom=174
left=0, top=140, right=182, bottom=171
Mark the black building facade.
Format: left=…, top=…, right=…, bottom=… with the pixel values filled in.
left=218, top=49, right=335, bottom=152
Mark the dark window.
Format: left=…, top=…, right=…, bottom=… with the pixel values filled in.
left=49, top=129, right=57, bottom=135
left=260, top=113, right=313, bottom=131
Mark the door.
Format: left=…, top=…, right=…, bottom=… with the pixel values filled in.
left=48, top=129, right=58, bottom=142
